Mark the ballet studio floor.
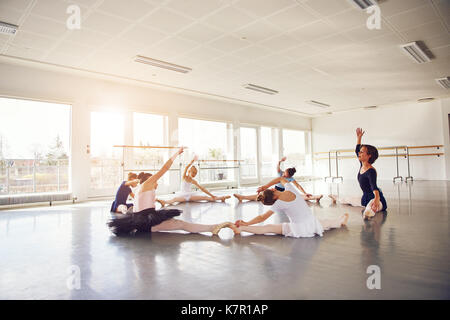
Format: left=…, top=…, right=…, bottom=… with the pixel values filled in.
left=0, top=180, right=449, bottom=300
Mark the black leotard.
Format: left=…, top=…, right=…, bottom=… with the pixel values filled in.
left=356, top=144, right=387, bottom=210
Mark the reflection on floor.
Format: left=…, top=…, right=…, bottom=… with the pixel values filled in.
left=0, top=180, right=449, bottom=299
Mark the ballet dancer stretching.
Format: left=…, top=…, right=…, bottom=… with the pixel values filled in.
left=328, top=128, right=387, bottom=220
left=110, top=172, right=139, bottom=214
left=158, top=156, right=230, bottom=207
left=233, top=156, right=323, bottom=203
left=108, top=147, right=233, bottom=236
left=228, top=177, right=348, bottom=238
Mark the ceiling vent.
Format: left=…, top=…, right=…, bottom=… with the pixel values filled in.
left=243, top=84, right=278, bottom=95
left=400, top=42, right=432, bottom=64
left=435, top=77, right=450, bottom=89
left=349, top=0, right=377, bottom=10
left=307, top=100, right=330, bottom=108
left=134, top=55, right=192, bottom=73
left=0, top=21, right=18, bottom=35
left=363, top=105, right=378, bottom=110
left=417, top=97, right=435, bottom=103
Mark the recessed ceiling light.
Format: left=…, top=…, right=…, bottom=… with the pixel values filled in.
left=0, top=21, right=18, bottom=35
left=400, top=41, right=432, bottom=64
left=418, top=97, right=435, bottom=103
left=134, top=55, right=192, bottom=73
left=243, top=84, right=278, bottom=95
left=306, top=100, right=330, bottom=108
left=435, top=77, right=450, bottom=89
left=348, top=0, right=377, bottom=10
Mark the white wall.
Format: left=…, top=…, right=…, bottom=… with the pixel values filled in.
left=312, top=100, right=447, bottom=181
left=0, top=60, right=311, bottom=200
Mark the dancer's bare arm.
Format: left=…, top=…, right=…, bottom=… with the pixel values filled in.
left=356, top=128, right=365, bottom=145
left=143, top=147, right=184, bottom=189
left=292, top=180, right=312, bottom=197
left=183, top=157, right=196, bottom=178
left=257, top=177, right=288, bottom=193
left=191, top=179, right=215, bottom=198
left=277, top=156, right=286, bottom=175
left=235, top=210, right=275, bottom=227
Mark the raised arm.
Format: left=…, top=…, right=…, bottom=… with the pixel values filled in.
left=356, top=128, right=365, bottom=145
left=277, top=156, right=286, bottom=175
left=143, top=147, right=184, bottom=188
left=191, top=179, right=215, bottom=198
left=235, top=210, right=275, bottom=227
left=183, top=157, right=196, bottom=178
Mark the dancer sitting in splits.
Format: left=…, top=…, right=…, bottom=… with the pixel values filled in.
left=110, top=172, right=139, bottom=214
left=108, top=147, right=233, bottom=236
left=233, top=157, right=323, bottom=203
left=328, top=128, right=387, bottom=220
left=228, top=177, right=348, bottom=238
left=158, top=156, right=230, bottom=207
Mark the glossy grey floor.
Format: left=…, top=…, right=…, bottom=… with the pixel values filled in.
left=0, top=180, right=449, bottom=300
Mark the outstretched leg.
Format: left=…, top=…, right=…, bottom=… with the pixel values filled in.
left=363, top=199, right=383, bottom=220
left=328, top=195, right=362, bottom=207
left=233, top=193, right=258, bottom=203
left=320, top=213, right=349, bottom=230
left=159, top=197, right=187, bottom=207
left=228, top=223, right=282, bottom=235
left=151, top=218, right=218, bottom=233
left=304, top=194, right=323, bottom=203
left=189, top=195, right=231, bottom=203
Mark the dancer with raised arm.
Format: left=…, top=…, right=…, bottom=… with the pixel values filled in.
left=158, top=156, right=230, bottom=207
left=328, top=128, right=387, bottom=220
left=110, top=172, right=139, bottom=214
left=233, top=157, right=323, bottom=203
left=107, top=148, right=233, bottom=236
left=228, top=177, right=348, bottom=238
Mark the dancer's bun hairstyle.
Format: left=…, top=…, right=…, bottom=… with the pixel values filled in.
left=137, top=172, right=152, bottom=184
left=286, top=167, right=296, bottom=177
left=128, top=172, right=138, bottom=180
left=257, top=189, right=276, bottom=206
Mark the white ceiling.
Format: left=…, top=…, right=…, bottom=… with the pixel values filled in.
left=0, top=0, right=449, bottom=116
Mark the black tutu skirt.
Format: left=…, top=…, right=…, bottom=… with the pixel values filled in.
left=107, top=207, right=182, bottom=236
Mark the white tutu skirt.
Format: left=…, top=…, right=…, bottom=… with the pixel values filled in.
left=282, top=216, right=324, bottom=238
left=175, top=191, right=197, bottom=201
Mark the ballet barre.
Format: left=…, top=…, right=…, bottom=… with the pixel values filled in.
left=315, top=145, right=444, bottom=183
left=182, top=159, right=243, bottom=189
left=113, top=145, right=187, bottom=181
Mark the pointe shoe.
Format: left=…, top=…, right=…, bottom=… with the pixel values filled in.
left=316, top=195, right=323, bottom=203
left=212, top=222, right=232, bottom=235
left=341, top=213, right=349, bottom=226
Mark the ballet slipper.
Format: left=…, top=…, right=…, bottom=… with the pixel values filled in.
left=233, top=194, right=243, bottom=202
left=341, top=213, right=349, bottom=226
left=212, top=222, right=232, bottom=235
left=364, top=210, right=376, bottom=220
left=316, top=195, right=323, bottom=203
left=328, top=194, right=337, bottom=204
left=226, top=223, right=241, bottom=235
left=156, top=199, right=167, bottom=207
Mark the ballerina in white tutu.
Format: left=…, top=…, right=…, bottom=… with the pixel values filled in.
left=159, top=156, right=230, bottom=207
left=229, top=177, right=348, bottom=238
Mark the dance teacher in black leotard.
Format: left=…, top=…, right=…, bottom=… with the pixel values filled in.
left=329, top=128, right=387, bottom=219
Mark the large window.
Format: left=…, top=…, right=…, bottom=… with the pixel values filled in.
left=0, top=97, right=71, bottom=195
left=90, top=112, right=123, bottom=192
left=239, top=127, right=258, bottom=180
left=282, top=129, right=312, bottom=176
left=260, top=127, right=279, bottom=177
left=132, top=112, right=169, bottom=187
left=178, top=118, right=234, bottom=184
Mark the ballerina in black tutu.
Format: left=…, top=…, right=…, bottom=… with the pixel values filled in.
left=108, top=147, right=233, bottom=236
